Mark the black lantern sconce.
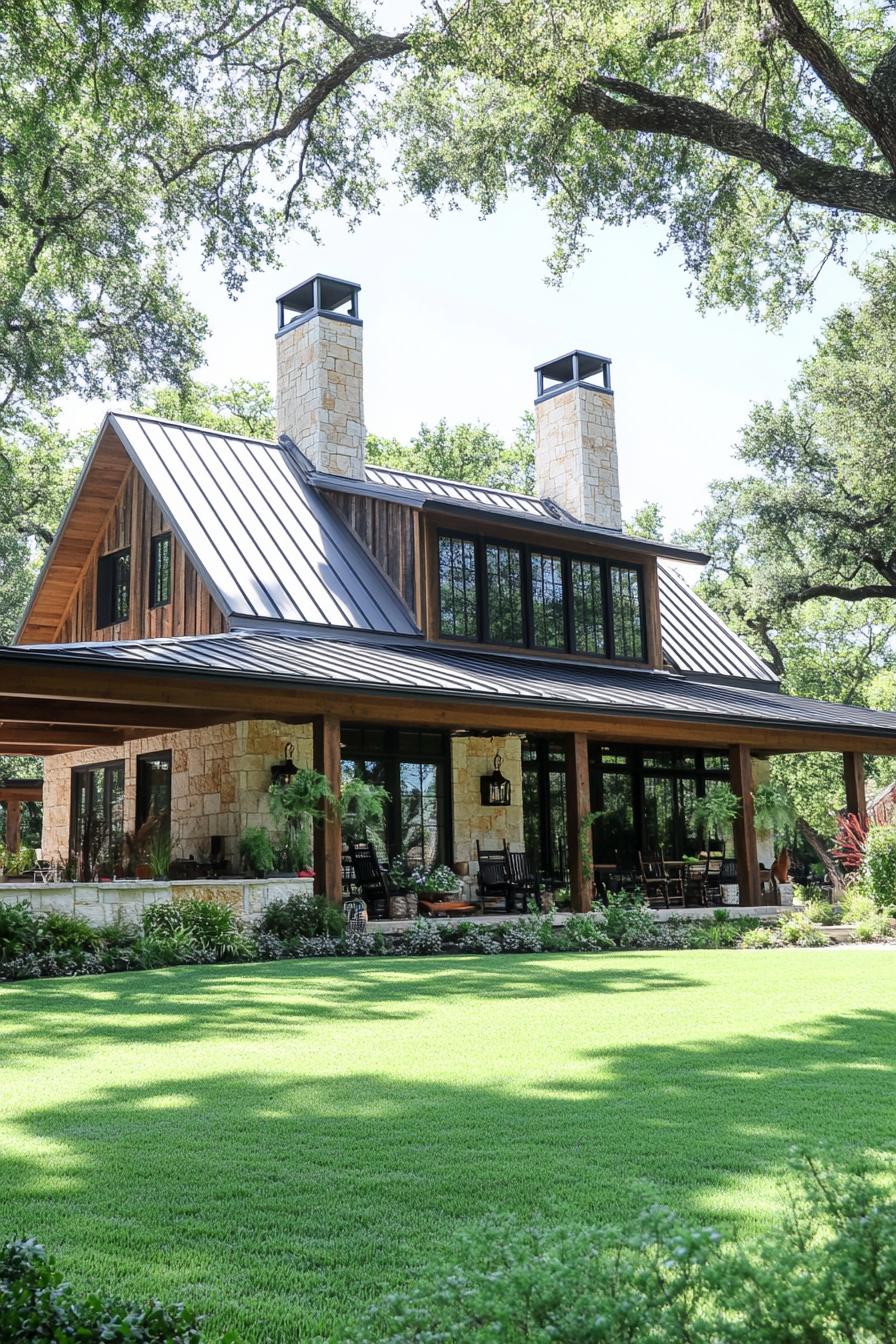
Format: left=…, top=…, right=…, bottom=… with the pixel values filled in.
left=480, top=753, right=512, bottom=806
left=270, top=741, right=298, bottom=788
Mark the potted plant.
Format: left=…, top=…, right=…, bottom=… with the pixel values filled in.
left=339, top=776, right=390, bottom=846
left=753, top=781, right=795, bottom=836
left=147, top=830, right=172, bottom=881
left=690, top=783, right=741, bottom=845
left=240, top=826, right=275, bottom=878
left=269, top=768, right=335, bottom=876
left=412, top=864, right=463, bottom=904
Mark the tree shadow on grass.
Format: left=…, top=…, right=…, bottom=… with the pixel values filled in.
left=0, top=955, right=707, bottom=1062
left=0, top=1007, right=893, bottom=1343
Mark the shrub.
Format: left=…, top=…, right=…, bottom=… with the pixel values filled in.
left=457, top=927, right=501, bottom=954
left=861, top=822, right=896, bottom=908
left=854, top=908, right=894, bottom=943
left=340, top=929, right=378, bottom=956
left=740, top=925, right=775, bottom=949
left=142, top=898, right=250, bottom=962
left=399, top=920, right=444, bottom=955
left=559, top=913, right=614, bottom=951
left=289, top=934, right=340, bottom=957
left=260, top=890, right=346, bottom=941
left=495, top=912, right=553, bottom=953
left=803, top=898, right=839, bottom=925
left=252, top=929, right=286, bottom=961
left=34, top=909, right=98, bottom=955
left=96, top=912, right=142, bottom=970
left=0, top=900, right=36, bottom=960
left=0, top=1236, right=207, bottom=1342
left=602, top=891, right=657, bottom=949
left=682, top=911, right=750, bottom=949
left=778, top=910, right=829, bottom=947
left=348, top=1150, right=896, bottom=1344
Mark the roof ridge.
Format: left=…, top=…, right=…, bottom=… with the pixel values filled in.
left=365, top=462, right=544, bottom=504
left=110, top=409, right=280, bottom=451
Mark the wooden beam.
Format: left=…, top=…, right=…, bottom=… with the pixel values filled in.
left=565, top=732, right=593, bottom=913
left=0, top=724, right=125, bottom=749
left=312, top=714, right=342, bottom=904
left=0, top=783, right=42, bottom=804
left=843, top=751, right=867, bottom=820
left=0, top=699, right=236, bottom=731
left=5, top=799, right=20, bottom=851
left=729, top=744, right=761, bottom=906
left=3, top=658, right=896, bottom=755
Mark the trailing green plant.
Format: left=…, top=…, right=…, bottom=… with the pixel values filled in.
left=689, top=783, right=741, bottom=840
left=272, top=829, right=312, bottom=874
left=0, top=1237, right=209, bottom=1342
left=239, top=826, right=275, bottom=877
left=752, top=781, right=795, bottom=837
left=259, top=889, right=346, bottom=941
left=778, top=910, right=830, bottom=947
left=339, top=776, right=391, bottom=845
left=348, top=1149, right=896, bottom=1344
left=860, top=821, right=896, bottom=909
left=269, top=768, right=335, bottom=828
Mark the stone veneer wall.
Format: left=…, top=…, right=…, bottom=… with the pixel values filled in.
left=0, top=877, right=313, bottom=927
left=276, top=313, right=365, bottom=478
left=534, top=385, right=621, bottom=530
left=41, top=720, right=313, bottom=866
left=450, top=735, right=524, bottom=870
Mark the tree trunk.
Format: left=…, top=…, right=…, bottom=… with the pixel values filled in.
left=796, top=817, right=843, bottom=893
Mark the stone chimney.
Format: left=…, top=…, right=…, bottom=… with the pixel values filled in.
left=275, top=274, right=364, bottom=478
left=533, top=350, right=621, bottom=530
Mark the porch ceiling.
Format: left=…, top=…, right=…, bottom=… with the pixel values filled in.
left=2, top=630, right=896, bottom=757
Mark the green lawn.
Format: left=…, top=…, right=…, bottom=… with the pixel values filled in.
left=1, top=950, right=894, bottom=1342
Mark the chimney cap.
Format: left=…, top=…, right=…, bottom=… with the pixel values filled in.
left=277, top=273, right=361, bottom=329
left=535, top=349, right=612, bottom=400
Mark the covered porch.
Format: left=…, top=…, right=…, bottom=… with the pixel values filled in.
left=0, top=631, right=887, bottom=917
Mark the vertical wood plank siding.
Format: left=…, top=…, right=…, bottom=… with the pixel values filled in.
left=321, top=490, right=417, bottom=614
left=57, top=465, right=227, bottom=643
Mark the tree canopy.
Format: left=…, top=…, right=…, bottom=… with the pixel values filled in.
left=367, top=414, right=535, bottom=492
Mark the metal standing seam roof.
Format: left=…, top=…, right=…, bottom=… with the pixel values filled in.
left=364, top=464, right=560, bottom=519
left=657, top=563, right=777, bottom=685
left=110, top=414, right=418, bottom=636
left=9, top=629, right=896, bottom=740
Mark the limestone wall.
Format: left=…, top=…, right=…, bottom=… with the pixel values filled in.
left=450, top=735, right=524, bottom=870
left=0, top=876, right=313, bottom=927
left=41, top=720, right=313, bottom=868
left=276, top=313, right=365, bottom=478
left=534, top=385, right=621, bottom=530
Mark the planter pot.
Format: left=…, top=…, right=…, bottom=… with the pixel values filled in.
left=389, top=891, right=419, bottom=920
left=720, top=884, right=740, bottom=905
left=135, top=864, right=152, bottom=880
left=777, top=882, right=794, bottom=905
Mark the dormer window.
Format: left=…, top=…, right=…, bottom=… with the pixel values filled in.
left=96, top=547, right=130, bottom=628
left=438, top=530, right=645, bottom=662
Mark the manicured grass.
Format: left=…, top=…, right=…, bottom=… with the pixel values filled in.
left=1, top=950, right=894, bottom=1341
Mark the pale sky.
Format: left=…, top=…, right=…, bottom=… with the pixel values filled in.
left=63, top=187, right=868, bottom=539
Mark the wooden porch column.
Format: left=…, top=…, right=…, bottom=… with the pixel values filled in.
left=565, top=733, right=593, bottom=913
left=843, top=751, right=866, bottom=821
left=5, top=799, right=20, bottom=852
left=729, top=744, right=761, bottom=906
left=312, top=714, right=342, bottom=903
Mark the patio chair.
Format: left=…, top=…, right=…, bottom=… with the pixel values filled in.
left=347, top=841, right=390, bottom=920
left=704, top=855, right=724, bottom=904
left=684, top=855, right=710, bottom=906
left=503, top=843, right=542, bottom=912
left=660, top=851, right=686, bottom=907
left=476, top=842, right=513, bottom=913
left=638, top=852, right=670, bottom=908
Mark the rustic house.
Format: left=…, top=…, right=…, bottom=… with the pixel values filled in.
left=1, top=273, right=893, bottom=916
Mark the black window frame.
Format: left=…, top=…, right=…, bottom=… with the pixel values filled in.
left=340, top=725, right=453, bottom=868
left=69, top=758, right=125, bottom=871
left=521, top=736, right=569, bottom=884
left=437, top=529, right=647, bottom=663
left=149, top=531, right=172, bottom=609
left=96, top=547, right=131, bottom=628
left=136, top=749, right=173, bottom=839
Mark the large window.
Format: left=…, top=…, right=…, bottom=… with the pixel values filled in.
left=149, top=532, right=172, bottom=608
left=340, top=726, right=451, bottom=869
left=70, top=761, right=125, bottom=876
left=438, top=535, right=478, bottom=638
left=136, top=751, right=172, bottom=838
left=96, top=547, right=131, bottom=627
left=438, top=531, right=645, bottom=661
left=590, top=747, right=730, bottom=869
left=522, top=738, right=568, bottom=883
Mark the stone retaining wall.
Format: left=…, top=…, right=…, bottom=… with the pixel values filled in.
left=0, top=876, right=313, bottom=926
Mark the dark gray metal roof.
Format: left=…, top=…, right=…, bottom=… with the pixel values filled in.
left=8, top=629, right=896, bottom=741
left=357, top=465, right=708, bottom=564
left=110, top=414, right=418, bottom=636
left=658, top=563, right=777, bottom=686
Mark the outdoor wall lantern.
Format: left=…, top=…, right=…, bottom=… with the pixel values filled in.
left=270, top=741, right=298, bottom=788
left=481, top=753, right=512, bottom=806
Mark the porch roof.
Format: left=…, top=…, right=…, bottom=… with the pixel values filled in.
left=2, top=628, right=895, bottom=748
